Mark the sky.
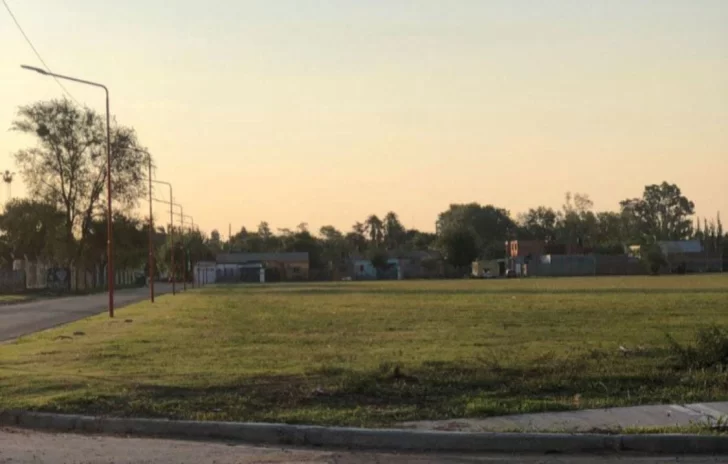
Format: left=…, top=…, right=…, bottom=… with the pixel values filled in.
left=1, top=0, right=726, bottom=235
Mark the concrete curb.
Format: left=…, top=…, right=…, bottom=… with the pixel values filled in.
left=0, top=410, right=726, bottom=454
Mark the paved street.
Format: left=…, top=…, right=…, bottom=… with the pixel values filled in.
left=0, top=428, right=725, bottom=464
left=0, top=284, right=178, bottom=342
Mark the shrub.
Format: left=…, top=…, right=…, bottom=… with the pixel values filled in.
left=642, top=245, right=667, bottom=275
left=666, top=325, right=728, bottom=369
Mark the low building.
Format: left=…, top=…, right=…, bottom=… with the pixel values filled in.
left=472, top=259, right=503, bottom=277
left=215, top=252, right=310, bottom=282
left=657, top=240, right=722, bottom=273
left=351, top=257, right=401, bottom=280
left=193, top=261, right=217, bottom=285
left=349, top=251, right=444, bottom=280
left=506, top=240, right=546, bottom=259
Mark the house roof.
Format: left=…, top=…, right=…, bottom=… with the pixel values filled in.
left=216, top=252, right=309, bottom=264
left=657, top=240, right=703, bottom=254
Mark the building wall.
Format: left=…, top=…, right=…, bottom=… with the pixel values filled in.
left=472, top=260, right=500, bottom=277
left=215, top=261, right=309, bottom=282
left=507, top=240, right=546, bottom=258
left=194, top=262, right=217, bottom=285
left=279, top=260, right=309, bottom=281
left=352, top=259, right=401, bottom=280
left=528, top=255, right=597, bottom=277
left=0, top=269, right=26, bottom=293
left=527, top=255, right=648, bottom=277
left=594, top=255, right=645, bottom=276
left=665, top=252, right=723, bottom=273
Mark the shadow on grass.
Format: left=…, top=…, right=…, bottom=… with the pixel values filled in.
left=22, top=352, right=728, bottom=426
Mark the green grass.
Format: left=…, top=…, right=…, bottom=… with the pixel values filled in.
left=0, top=294, right=32, bottom=305
left=1, top=275, right=728, bottom=427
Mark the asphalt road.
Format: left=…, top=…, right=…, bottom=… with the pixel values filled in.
left=0, top=284, right=177, bottom=342
left=1, top=428, right=726, bottom=464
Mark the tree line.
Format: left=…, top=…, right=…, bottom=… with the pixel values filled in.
left=2, top=99, right=726, bottom=281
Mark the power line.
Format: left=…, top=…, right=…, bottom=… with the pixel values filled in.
left=2, top=0, right=82, bottom=106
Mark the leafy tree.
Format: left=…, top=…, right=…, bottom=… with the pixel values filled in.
left=383, top=211, right=405, bottom=250
left=694, top=218, right=704, bottom=240
left=642, top=244, right=667, bottom=275
left=517, top=206, right=558, bottom=240
left=206, top=229, right=223, bottom=256
left=319, top=225, right=348, bottom=267
left=346, top=222, right=367, bottom=253
left=0, top=199, right=65, bottom=264
left=82, top=212, right=149, bottom=287
left=231, top=226, right=268, bottom=253
left=403, top=229, right=437, bottom=251
left=12, top=99, right=148, bottom=270
left=438, top=226, right=479, bottom=269
left=718, top=213, right=724, bottom=241
left=281, top=229, right=323, bottom=270
left=368, top=248, right=390, bottom=278
left=557, top=192, right=597, bottom=247
left=436, top=203, right=514, bottom=259
left=620, top=182, right=695, bottom=243
left=364, top=215, right=384, bottom=246
left=594, top=211, right=629, bottom=246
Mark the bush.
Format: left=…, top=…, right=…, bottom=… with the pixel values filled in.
left=666, top=325, right=728, bottom=369
left=642, top=245, right=667, bottom=275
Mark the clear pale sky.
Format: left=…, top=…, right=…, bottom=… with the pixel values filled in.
left=1, top=1, right=726, bottom=235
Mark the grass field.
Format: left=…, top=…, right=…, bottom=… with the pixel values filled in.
left=1, top=275, right=727, bottom=427
left=0, top=295, right=31, bottom=305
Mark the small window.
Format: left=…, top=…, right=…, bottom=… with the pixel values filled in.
left=359, top=265, right=364, bottom=272
left=292, top=266, right=301, bottom=273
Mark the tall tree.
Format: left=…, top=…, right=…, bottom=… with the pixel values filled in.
left=438, top=226, right=479, bottom=270
left=206, top=229, right=223, bottom=255
left=12, top=99, right=147, bottom=269
left=346, top=222, right=367, bottom=253
left=383, top=211, right=405, bottom=250
left=517, top=206, right=558, bottom=240
left=319, top=225, right=348, bottom=267
left=403, top=229, right=437, bottom=251
left=594, top=211, right=626, bottom=246
left=557, top=192, right=597, bottom=247
left=620, top=182, right=695, bottom=243
left=717, top=213, right=724, bottom=241
left=694, top=218, right=704, bottom=240
left=364, top=215, right=384, bottom=245
left=436, top=203, right=514, bottom=259
left=281, top=229, right=323, bottom=270
left=0, top=199, right=65, bottom=264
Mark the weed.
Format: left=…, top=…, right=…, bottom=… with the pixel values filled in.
left=666, top=325, right=728, bottom=370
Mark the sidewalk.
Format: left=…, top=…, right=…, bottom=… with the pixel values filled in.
left=399, top=402, right=728, bottom=433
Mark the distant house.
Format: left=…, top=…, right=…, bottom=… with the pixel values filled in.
left=503, top=239, right=642, bottom=277
left=349, top=251, right=444, bottom=280
left=656, top=240, right=722, bottom=273
left=472, top=259, right=503, bottom=277
left=193, top=261, right=217, bottom=285
left=215, top=252, right=309, bottom=282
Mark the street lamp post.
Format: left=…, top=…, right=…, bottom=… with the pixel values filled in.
left=150, top=180, right=175, bottom=295
left=22, top=65, right=115, bottom=318
left=148, top=155, right=154, bottom=302
left=151, top=196, right=187, bottom=293
left=126, top=148, right=155, bottom=303
left=181, top=214, right=195, bottom=289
